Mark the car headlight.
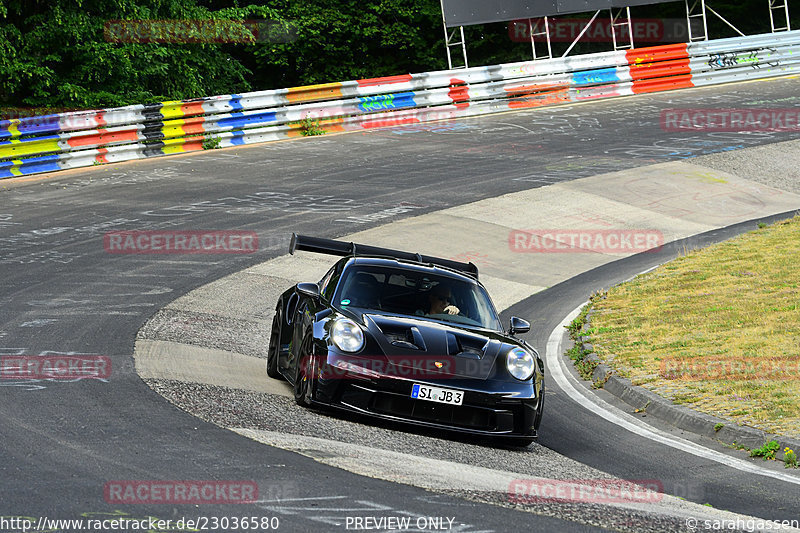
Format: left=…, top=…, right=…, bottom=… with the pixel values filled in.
left=506, top=347, right=535, bottom=381
left=331, top=318, right=365, bottom=353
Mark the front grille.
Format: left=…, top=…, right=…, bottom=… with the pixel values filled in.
left=338, top=382, right=520, bottom=433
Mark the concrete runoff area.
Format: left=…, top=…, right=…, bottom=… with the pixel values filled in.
left=135, top=140, right=800, bottom=528
left=137, top=340, right=292, bottom=396
left=232, top=427, right=795, bottom=528
left=135, top=154, right=800, bottom=371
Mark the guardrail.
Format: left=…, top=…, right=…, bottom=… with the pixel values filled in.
left=2, top=30, right=799, bottom=179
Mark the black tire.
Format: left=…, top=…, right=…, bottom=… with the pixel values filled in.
left=266, top=310, right=283, bottom=380
left=293, top=336, right=317, bottom=407
left=533, top=381, right=545, bottom=431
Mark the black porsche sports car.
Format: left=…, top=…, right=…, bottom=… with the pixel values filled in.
left=267, top=234, right=544, bottom=444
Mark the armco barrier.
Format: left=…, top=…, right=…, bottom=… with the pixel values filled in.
left=2, top=30, right=799, bottom=179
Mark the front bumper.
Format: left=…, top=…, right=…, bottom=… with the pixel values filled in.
left=314, top=370, right=541, bottom=438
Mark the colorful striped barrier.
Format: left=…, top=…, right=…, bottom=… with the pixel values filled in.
left=2, top=30, right=799, bottom=179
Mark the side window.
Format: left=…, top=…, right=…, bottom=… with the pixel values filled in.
left=318, top=266, right=335, bottom=292
left=320, top=264, right=342, bottom=302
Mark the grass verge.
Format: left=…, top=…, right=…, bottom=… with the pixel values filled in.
left=585, top=216, right=800, bottom=439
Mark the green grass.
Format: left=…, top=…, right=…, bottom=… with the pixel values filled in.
left=566, top=344, right=599, bottom=382
left=588, top=216, right=800, bottom=439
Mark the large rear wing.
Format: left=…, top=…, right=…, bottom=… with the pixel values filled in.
left=289, top=233, right=479, bottom=279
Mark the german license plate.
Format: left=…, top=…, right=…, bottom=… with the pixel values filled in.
left=410, top=383, right=463, bottom=406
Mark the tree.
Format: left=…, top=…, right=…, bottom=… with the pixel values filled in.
left=0, top=0, right=794, bottom=110
left=246, top=0, right=443, bottom=88
left=0, top=0, right=273, bottom=108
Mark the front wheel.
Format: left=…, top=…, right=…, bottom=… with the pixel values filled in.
left=293, top=336, right=317, bottom=407
left=533, top=381, right=545, bottom=431
left=266, top=310, right=283, bottom=379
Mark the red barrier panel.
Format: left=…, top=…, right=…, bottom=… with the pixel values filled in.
left=357, top=74, right=414, bottom=87
left=626, top=43, right=689, bottom=66
left=631, top=74, right=694, bottom=94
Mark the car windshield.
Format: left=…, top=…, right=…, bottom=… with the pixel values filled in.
left=333, top=265, right=502, bottom=331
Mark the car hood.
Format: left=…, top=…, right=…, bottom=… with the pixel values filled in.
left=355, top=313, right=516, bottom=380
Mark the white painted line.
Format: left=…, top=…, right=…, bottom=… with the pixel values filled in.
left=546, top=303, right=800, bottom=486
left=254, top=495, right=349, bottom=503
left=262, top=505, right=387, bottom=512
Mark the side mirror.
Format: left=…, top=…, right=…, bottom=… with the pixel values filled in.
left=509, top=316, right=530, bottom=336
left=296, top=282, right=320, bottom=299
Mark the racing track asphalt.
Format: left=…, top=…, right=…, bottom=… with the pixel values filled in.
left=1, top=76, right=800, bottom=532
left=135, top=149, right=800, bottom=529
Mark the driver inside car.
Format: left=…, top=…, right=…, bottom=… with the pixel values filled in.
left=419, top=283, right=460, bottom=316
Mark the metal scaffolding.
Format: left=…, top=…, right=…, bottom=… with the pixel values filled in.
left=685, top=0, right=709, bottom=41
left=769, top=0, right=791, bottom=32
left=562, top=10, right=603, bottom=57
left=440, top=0, right=468, bottom=70
left=610, top=7, right=635, bottom=51
left=528, top=17, right=554, bottom=61
left=439, top=0, right=792, bottom=67
left=686, top=0, right=791, bottom=42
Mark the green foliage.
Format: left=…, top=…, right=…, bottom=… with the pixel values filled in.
left=0, top=0, right=792, bottom=110
left=785, top=448, right=798, bottom=468
left=247, top=0, right=443, bottom=88
left=566, top=344, right=598, bottom=382
left=566, top=304, right=591, bottom=336
left=0, top=0, right=276, bottom=108
left=297, top=117, right=325, bottom=136
left=749, top=440, right=780, bottom=461
left=201, top=134, right=221, bottom=149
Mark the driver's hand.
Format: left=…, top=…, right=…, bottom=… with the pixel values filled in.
left=443, top=305, right=460, bottom=315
